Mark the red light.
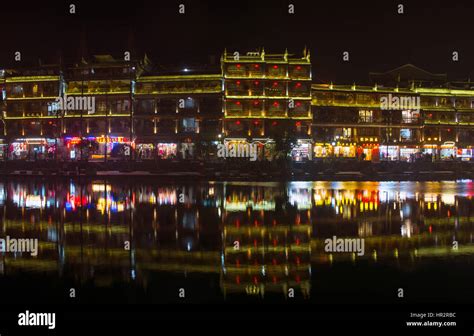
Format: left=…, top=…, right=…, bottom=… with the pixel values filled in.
left=272, top=121, right=278, bottom=126
left=235, top=101, right=241, bottom=105
left=273, top=65, right=278, bottom=69
left=253, top=100, right=259, bottom=105
left=253, top=120, right=259, bottom=125
left=236, top=80, right=241, bottom=85
left=236, top=64, right=241, bottom=68
left=236, top=120, right=241, bottom=125
left=296, top=82, right=302, bottom=87
left=254, top=81, right=259, bottom=85
left=273, top=101, right=279, bottom=107
left=296, top=102, right=301, bottom=107
left=254, top=64, right=260, bottom=68
left=296, top=65, right=302, bottom=70
left=273, top=82, right=278, bottom=87
left=296, top=121, right=301, bottom=126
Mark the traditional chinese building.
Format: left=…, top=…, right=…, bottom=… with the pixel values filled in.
left=1, top=51, right=474, bottom=162
left=222, top=48, right=312, bottom=161
left=3, top=65, right=62, bottom=160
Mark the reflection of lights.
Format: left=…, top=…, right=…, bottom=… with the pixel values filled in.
left=25, top=195, right=45, bottom=209
left=92, top=184, right=106, bottom=192
left=441, top=194, right=455, bottom=206
left=288, top=188, right=312, bottom=210
left=401, top=219, right=413, bottom=238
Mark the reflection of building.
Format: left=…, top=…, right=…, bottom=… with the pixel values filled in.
left=1, top=180, right=474, bottom=301
left=221, top=184, right=311, bottom=298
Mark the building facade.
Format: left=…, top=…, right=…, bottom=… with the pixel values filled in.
left=1, top=51, right=474, bottom=162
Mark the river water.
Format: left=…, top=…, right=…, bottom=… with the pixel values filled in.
left=0, top=179, right=473, bottom=303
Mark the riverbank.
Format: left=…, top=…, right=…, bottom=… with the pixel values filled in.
left=0, top=159, right=471, bottom=181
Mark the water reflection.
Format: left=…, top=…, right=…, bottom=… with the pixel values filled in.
left=1, top=179, right=474, bottom=302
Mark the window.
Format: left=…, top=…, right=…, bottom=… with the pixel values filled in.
left=400, top=129, right=412, bottom=141
left=402, top=110, right=420, bottom=123
left=359, top=110, right=373, bottom=123
left=182, top=118, right=197, bottom=132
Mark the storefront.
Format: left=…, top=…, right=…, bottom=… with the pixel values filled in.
left=313, top=143, right=333, bottom=158
left=379, top=146, right=399, bottom=161
left=180, top=142, right=195, bottom=159
left=64, top=136, right=131, bottom=161
left=440, top=142, right=456, bottom=160
left=357, top=144, right=379, bottom=161
left=291, top=139, right=312, bottom=161
left=64, top=137, right=83, bottom=160
left=9, top=138, right=56, bottom=160
left=399, top=147, right=420, bottom=162
left=333, top=142, right=356, bottom=158
left=457, top=147, right=473, bottom=161
left=422, top=144, right=438, bottom=160
left=157, top=143, right=178, bottom=159
left=0, top=140, right=7, bottom=161
left=136, top=144, right=155, bottom=160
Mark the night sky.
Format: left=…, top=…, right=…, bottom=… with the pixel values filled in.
left=1, top=0, right=473, bottom=83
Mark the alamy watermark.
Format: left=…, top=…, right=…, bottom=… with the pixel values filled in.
left=52, top=94, right=96, bottom=115
left=217, top=143, right=258, bottom=161
left=324, top=236, right=365, bottom=256
left=18, top=310, right=55, bottom=330
left=380, top=94, right=420, bottom=112
left=0, top=236, right=38, bottom=256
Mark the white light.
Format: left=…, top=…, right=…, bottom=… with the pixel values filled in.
left=183, top=68, right=189, bottom=72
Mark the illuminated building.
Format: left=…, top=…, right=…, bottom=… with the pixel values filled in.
left=3, top=65, right=62, bottom=160
left=222, top=48, right=312, bottom=161
left=61, top=55, right=136, bottom=161
left=312, top=65, right=474, bottom=161
left=134, top=64, right=222, bottom=159
left=2, top=54, right=474, bottom=162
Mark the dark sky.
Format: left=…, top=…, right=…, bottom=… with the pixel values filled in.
left=1, top=0, right=473, bottom=83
